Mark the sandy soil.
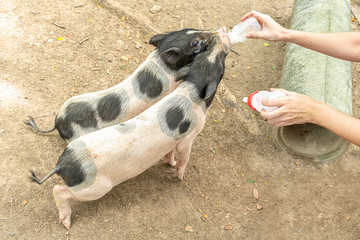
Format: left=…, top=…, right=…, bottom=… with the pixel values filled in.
left=1, top=0, right=360, bottom=239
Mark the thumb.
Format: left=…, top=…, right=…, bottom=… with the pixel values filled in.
left=246, top=31, right=264, bottom=39
left=270, top=88, right=293, bottom=96
left=260, top=109, right=268, bottom=119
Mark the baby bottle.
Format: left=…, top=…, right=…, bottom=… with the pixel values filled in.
left=243, top=91, right=286, bottom=112
left=228, top=17, right=262, bottom=44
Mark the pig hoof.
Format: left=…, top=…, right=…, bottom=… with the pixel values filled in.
left=168, top=160, right=177, bottom=167
left=162, top=158, right=176, bottom=167
left=61, top=218, right=71, bottom=229
left=177, top=170, right=185, bottom=181
left=59, top=213, right=71, bottom=229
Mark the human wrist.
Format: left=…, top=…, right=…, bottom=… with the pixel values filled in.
left=279, top=28, right=295, bottom=42
left=308, top=99, right=326, bottom=125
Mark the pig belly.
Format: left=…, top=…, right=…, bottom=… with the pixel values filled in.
left=83, top=123, right=178, bottom=186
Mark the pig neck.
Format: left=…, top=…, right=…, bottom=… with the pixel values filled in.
left=181, top=71, right=220, bottom=111
left=112, top=50, right=180, bottom=93
left=151, top=50, right=179, bottom=80
left=175, top=81, right=209, bottom=114
left=180, top=44, right=229, bottom=109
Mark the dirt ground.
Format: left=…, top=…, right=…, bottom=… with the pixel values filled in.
left=1, top=0, right=360, bottom=239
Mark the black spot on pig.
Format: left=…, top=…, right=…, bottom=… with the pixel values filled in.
left=56, top=141, right=97, bottom=190
left=66, top=102, right=97, bottom=128
left=165, top=107, right=184, bottom=130
left=55, top=117, right=74, bottom=140
left=56, top=148, right=86, bottom=187
left=73, top=103, right=96, bottom=126
left=56, top=102, right=98, bottom=139
left=114, top=120, right=136, bottom=134
left=179, top=120, right=191, bottom=134
left=135, top=70, right=163, bottom=99
left=97, top=93, right=122, bottom=122
left=157, top=95, right=197, bottom=140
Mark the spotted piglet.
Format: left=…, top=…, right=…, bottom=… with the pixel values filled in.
left=25, top=28, right=219, bottom=142
left=30, top=29, right=230, bottom=229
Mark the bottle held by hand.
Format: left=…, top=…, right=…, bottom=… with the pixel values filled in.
left=228, top=17, right=262, bottom=44
left=243, top=91, right=286, bottom=112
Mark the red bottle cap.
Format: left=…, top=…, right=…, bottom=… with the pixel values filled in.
left=247, top=91, right=259, bottom=111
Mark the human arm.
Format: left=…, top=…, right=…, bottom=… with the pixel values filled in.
left=261, top=88, right=360, bottom=146
left=241, top=11, right=360, bottom=62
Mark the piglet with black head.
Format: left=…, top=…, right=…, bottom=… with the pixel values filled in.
left=25, top=28, right=219, bottom=142
left=29, top=28, right=230, bottom=229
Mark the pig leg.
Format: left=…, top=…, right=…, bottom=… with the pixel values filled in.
left=162, top=149, right=176, bottom=166
left=53, top=184, right=75, bottom=229
left=53, top=178, right=113, bottom=229
left=175, top=139, right=194, bottom=180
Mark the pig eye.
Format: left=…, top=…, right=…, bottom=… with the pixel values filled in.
left=191, top=39, right=205, bottom=53
left=191, top=39, right=202, bottom=48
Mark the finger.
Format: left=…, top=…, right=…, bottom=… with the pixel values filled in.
left=263, top=112, right=282, bottom=126
left=271, top=113, right=307, bottom=127
left=260, top=109, right=268, bottom=119
left=240, top=11, right=255, bottom=21
left=267, top=115, right=294, bottom=127
left=273, top=118, right=297, bottom=127
left=260, top=108, right=281, bottom=120
left=267, top=114, right=287, bottom=127
left=241, top=10, right=263, bottom=22
left=273, top=122, right=287, bottom=127
left=262, top=98, right=286, bottom=107
left=269, top=88, right=294, bottom=96
left=246, top=31, right=265, bottom=39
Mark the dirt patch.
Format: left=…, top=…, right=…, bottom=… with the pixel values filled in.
left=1, top=0, right=360, bottom=239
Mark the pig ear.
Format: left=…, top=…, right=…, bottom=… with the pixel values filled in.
left=202, top=81, right=217, bottom=100
left=175, top=66, right=190, bottom=81
left=160, top=47, right=181, bottom=65
left=149, top=34, right=166, bottom=47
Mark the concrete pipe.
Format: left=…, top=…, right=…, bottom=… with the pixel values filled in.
left=273, top=0, right=352, bottom=162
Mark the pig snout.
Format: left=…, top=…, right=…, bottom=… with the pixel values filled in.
left=217, top=26, right=227, bottom=34
left=220, top=33, right=231, bottom=47
left=217, top=26, right=230, bottom=47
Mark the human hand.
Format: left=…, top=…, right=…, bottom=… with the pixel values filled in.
left=240, top=11, right=287, bottom=41
left=260, top=88, right=317, bottom=127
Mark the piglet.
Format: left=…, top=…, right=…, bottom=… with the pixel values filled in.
left=30, top=29, right=230, bottom=229
left=25, top=28, right=219, bottom=142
